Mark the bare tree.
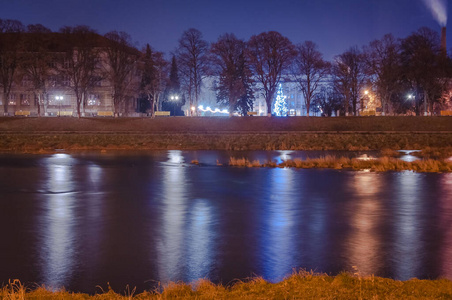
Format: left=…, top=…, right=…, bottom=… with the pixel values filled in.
left=400, top=27, right=447, bottom=115
left=0, top=19, right=25, bottom=33
left=210, top=33, right=254, bottom=116
left=291, top=41, right=330, bottom=116
left=140, top=44, right=167, bottom=117
left=333, top=47, right=365, bottom=116
left=104, top=31, right=140, bottom=116
left=20, top=24, right=53, bottom=116
left=363, top=34, right=402, bottom=115
left=0, top=19, right=24, bottom=115
left=247, top=31, right=295, bottom=116
left=312, top=86, right=343, bottom=117
left=176, top=28, right=208, bottom=116
left=59, top=26, right=102, bottom=118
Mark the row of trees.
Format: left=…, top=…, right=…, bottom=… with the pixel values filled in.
left=0, top=19, right=171, bottom=117
left=174, top=26, right=451, bottom=117
left=1, top=18, right=451, bottom=117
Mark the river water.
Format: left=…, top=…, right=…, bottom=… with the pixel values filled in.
left=0, top=150, right=451, bottom=293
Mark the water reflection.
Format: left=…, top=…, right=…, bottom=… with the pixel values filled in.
left=392, top=172, right=423, bottom=280
left=440, top=174, right=452, bottom=278
left=398, top=150, right=421, bottom=162
left=0, top=151, right=451, bottom=294
left=157, top=150, right=187, bottom=282
left=186, top=199, right=213, bottom=280
left=40, top=154, right=77, bottom=289
left=346, top=172, right=383, bottom=276
left=261, top=168, right=297, bottom=281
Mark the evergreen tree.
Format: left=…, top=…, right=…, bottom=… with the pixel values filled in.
left=162, top=56, right=185, bottom=115
left=210, top=33, right=254, bottom=116
left=273, top=84, right=288, bottom=116
left=139, top=44, right=167, bottom=115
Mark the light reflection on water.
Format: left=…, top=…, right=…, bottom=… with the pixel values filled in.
left=440, top=173, right=452, bottom=278
left=0, top=150, right=451, bottom=294
left=261, top=168, right=297, bottom=281
left=41, top=154, right=76, bottom=289
left=346, top=171, right=384, bottom=276
left=392, top=172, right=423, bottom=280
left=157, top=150, right=187, bottom=282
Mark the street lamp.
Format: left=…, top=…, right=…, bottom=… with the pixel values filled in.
left=55, top=96, right=63, bottom=116
left=361, top=90, right=369, bottom=115
left=170, top=95, right=179, bottom=116
left=191, top=105, right=195, bottom=116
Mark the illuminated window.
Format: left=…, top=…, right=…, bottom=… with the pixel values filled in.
left=87, top=94, right=101, bottom=106
left=8, top=94, right=16, bottom=105
left=20, top=94, right=30, bottom=105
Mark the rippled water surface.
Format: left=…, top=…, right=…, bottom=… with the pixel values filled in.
left=0, top=150, right=451, bottom=293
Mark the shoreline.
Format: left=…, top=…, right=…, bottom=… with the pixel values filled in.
left=226, top=156, right=452, bottom=172
left=3, top=272, right=452, bottom=299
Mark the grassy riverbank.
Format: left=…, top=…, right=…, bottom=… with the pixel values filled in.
left=227, top=156, right=452, bottom=172
left=1, top=116, right=451, bottom=152
left=1, top=116, right=452, bottom=132
left=1, top=132, right=452, bottom=153
left=3, top=272, right=452, bottom=299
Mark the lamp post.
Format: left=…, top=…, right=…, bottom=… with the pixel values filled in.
left=407, top=94, right=415, bottom=115
left=55, top=96, right=63, bottom=116
left=170, top=95, right=179, bottom=116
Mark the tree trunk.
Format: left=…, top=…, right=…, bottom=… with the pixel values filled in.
left=266, top=97, right=272, bottom=117
left=424, top=94, right=428, bottom=116
left=2, top=92, right=8, bottom=115
left=35, top=93, right=41, bottom=117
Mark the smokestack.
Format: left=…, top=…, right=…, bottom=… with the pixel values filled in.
left=441, top=26, right=447, bottom=54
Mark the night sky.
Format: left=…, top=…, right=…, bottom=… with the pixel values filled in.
left=1, top=0, right=450, bottom=60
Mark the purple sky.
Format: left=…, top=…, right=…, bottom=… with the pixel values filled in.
left=1, top=0, right=450, bottom=60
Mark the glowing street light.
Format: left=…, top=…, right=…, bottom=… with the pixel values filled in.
left=55, top=95, right=63, bottom=116
left=170, top=95, right=179, bottom=116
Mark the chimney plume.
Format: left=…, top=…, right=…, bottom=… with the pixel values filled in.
left=441, top=26, right=447, bottom=54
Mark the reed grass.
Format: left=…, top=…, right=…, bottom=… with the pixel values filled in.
left=228, top=156, right=452, bottom=172
left=3, top=272, right=452, bottom=299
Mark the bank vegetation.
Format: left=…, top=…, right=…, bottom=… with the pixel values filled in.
left=3, top=272, right=452, bottom=299
left=228, top=156, right=452, bottom=172
left=0, top=117, right=452, bottom=153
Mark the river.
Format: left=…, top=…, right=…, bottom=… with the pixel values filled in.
left=0, top=150, right=451, bottom=293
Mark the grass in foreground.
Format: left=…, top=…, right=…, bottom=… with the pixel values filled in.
left=3, top=272, right=452, bottom=299
left=228, top=156, right=452, bottom=172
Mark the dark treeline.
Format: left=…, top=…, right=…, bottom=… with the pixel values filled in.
left=1, top=18, right=451, bottom=117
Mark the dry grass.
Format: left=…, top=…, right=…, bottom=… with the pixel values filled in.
left=229, top=156, right=452, bottom=172
left=1, top=132, right=452, bottom=152
left=3, top=272, right=452, bottom=299
left=1, top=116, right=452, bottom=132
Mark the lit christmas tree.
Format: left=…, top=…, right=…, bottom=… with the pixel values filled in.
left=273, top=83, right=288, bottom=116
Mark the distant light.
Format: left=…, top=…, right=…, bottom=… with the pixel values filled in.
left=191, top=106, right=196, bottom=111
left=55, top=96, right=63, bottom=100
left=198, top=105, right=229, bottom=114
left=364, top=90, right=369, bottom=95
left=407, top=94, right=413, bottom=99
